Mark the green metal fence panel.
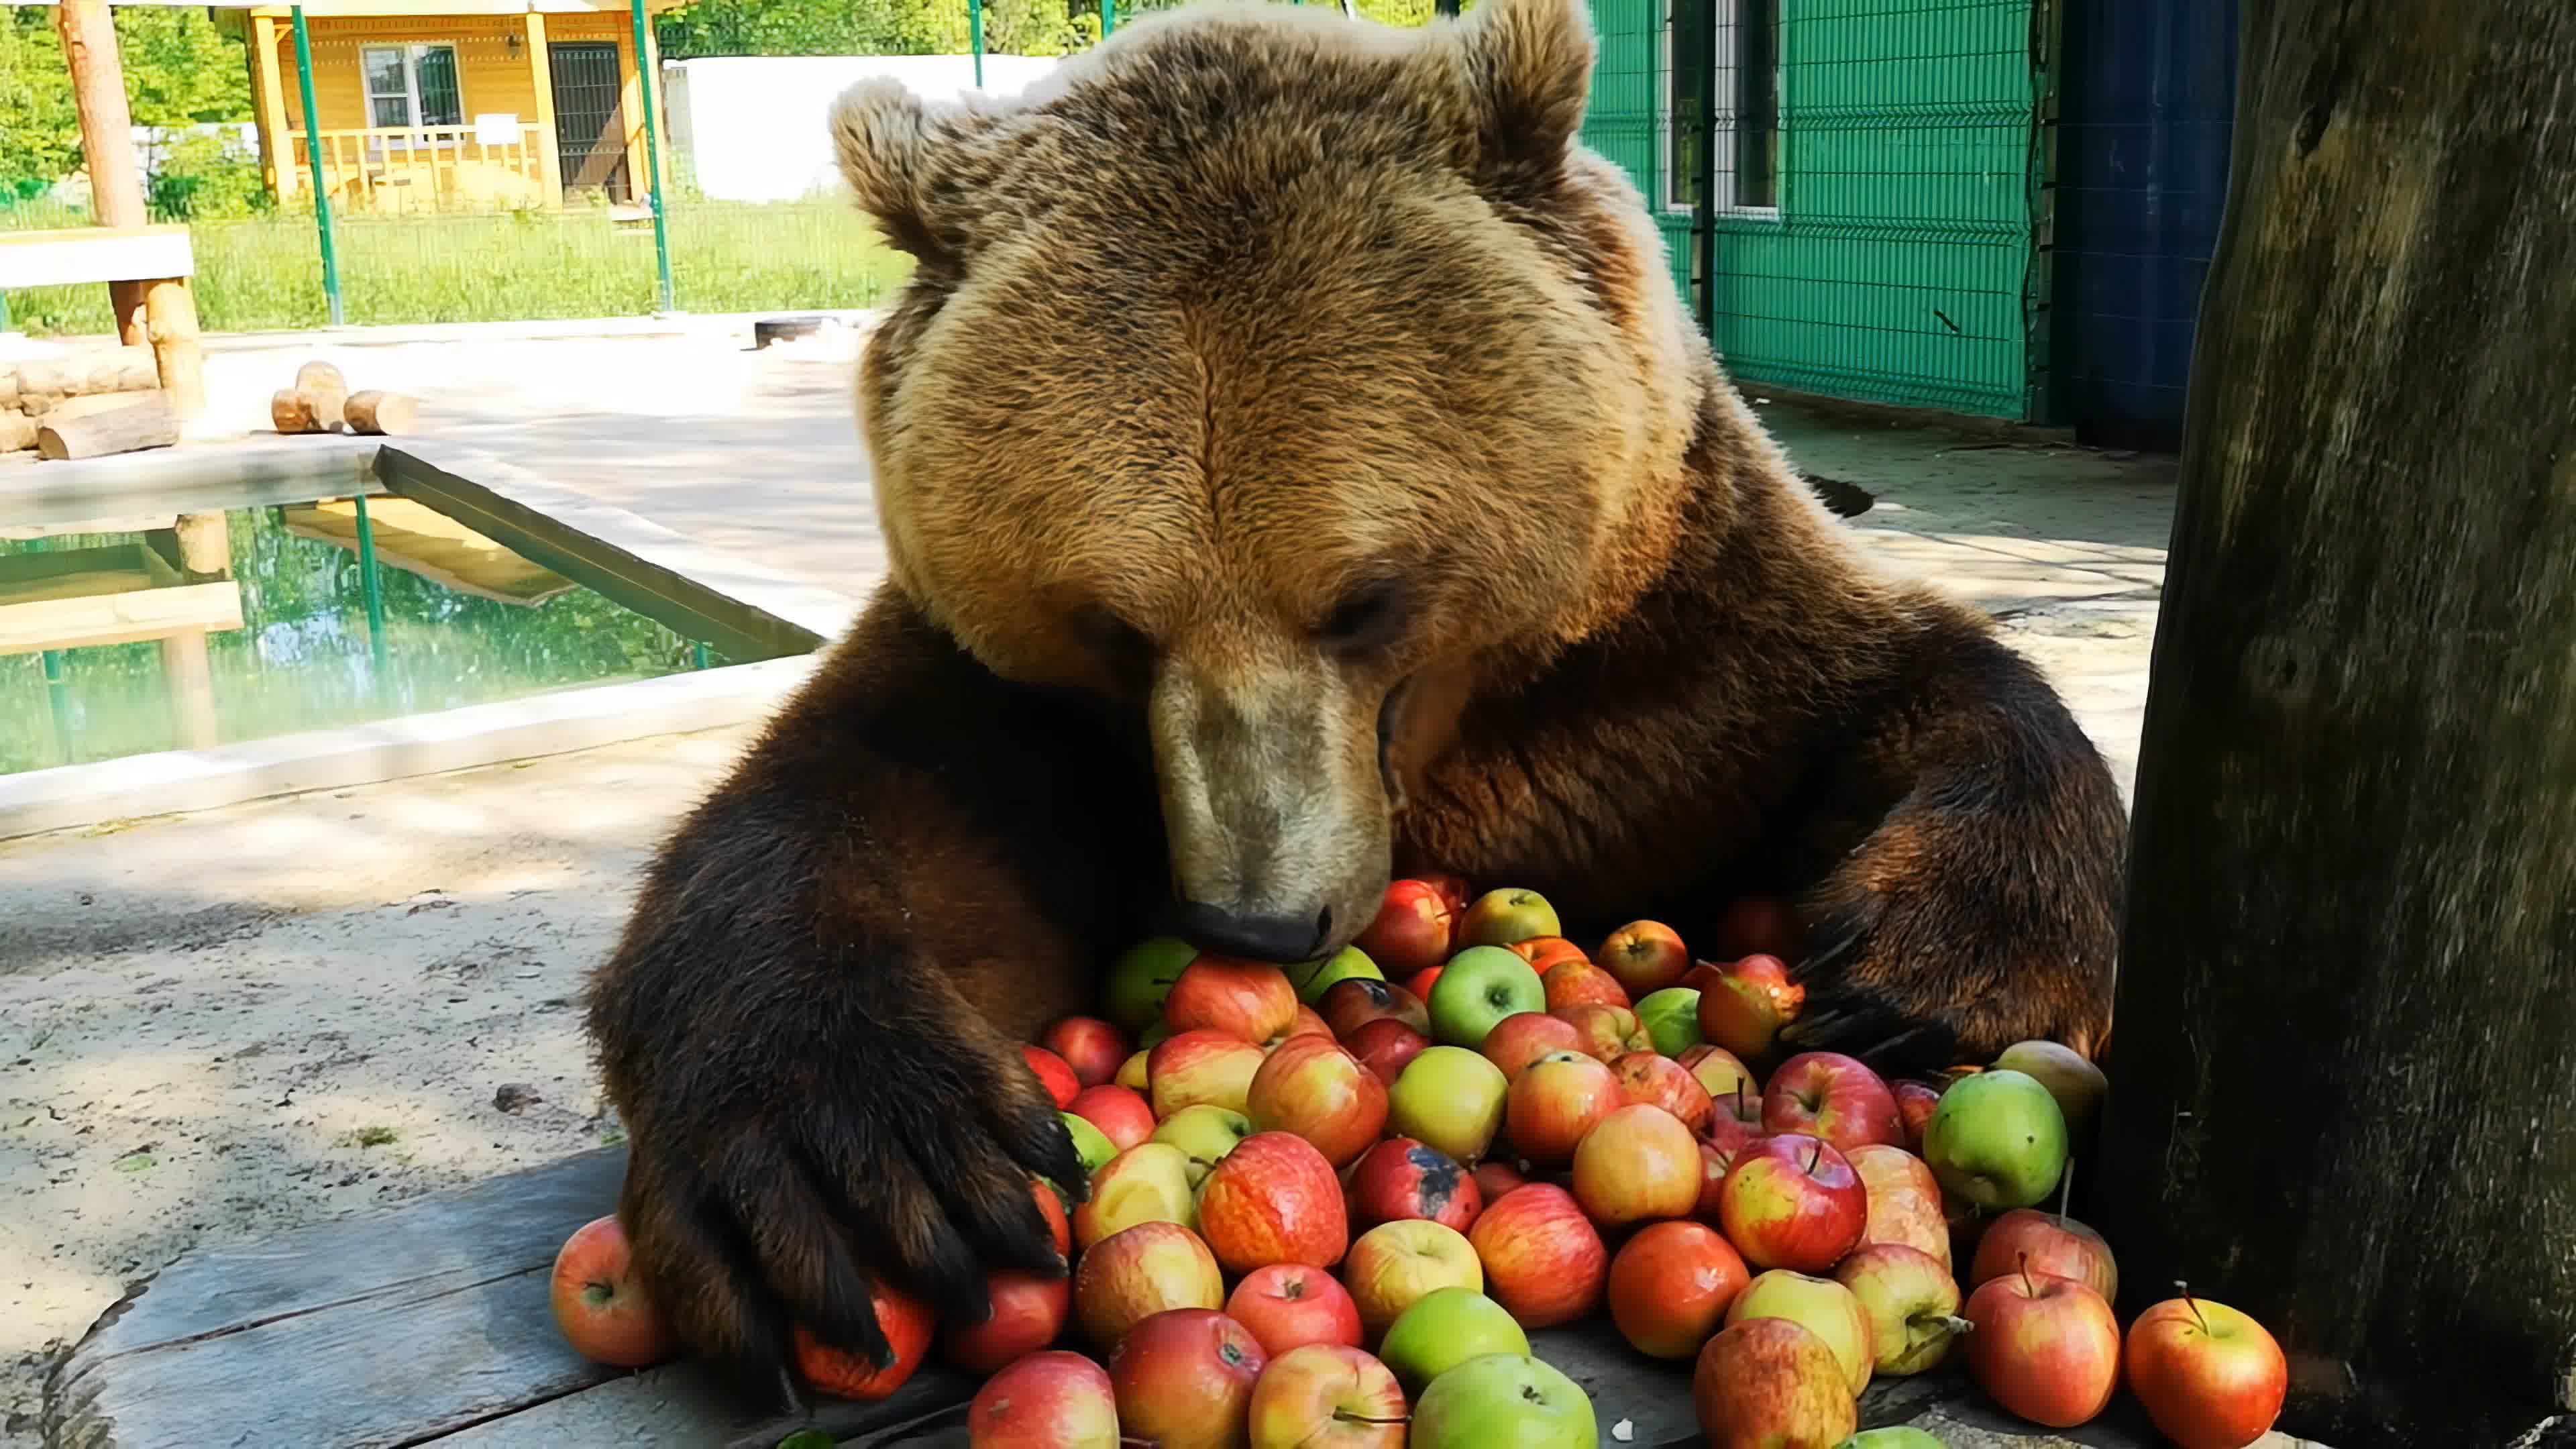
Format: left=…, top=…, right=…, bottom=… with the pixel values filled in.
left=1582, top=0, right=2045, bottom=420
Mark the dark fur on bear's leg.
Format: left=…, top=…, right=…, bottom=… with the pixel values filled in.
left=584, top=590, right=1163, bottom=1393
left=1777, top=615, right=2127, bottom=1077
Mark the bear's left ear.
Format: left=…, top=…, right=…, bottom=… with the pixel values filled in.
left=1446, top=0, right=1597, bottom=184
left=829, top=77, right=965, bottom=262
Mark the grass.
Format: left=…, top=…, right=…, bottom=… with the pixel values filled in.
left=2, top=199, right=915, bottom=335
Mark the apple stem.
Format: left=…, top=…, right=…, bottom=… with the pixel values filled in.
left=2019, top=1250, right=2033, bottom=1297
left=1806, top=1138, right=1821, bottom=1175
left=1941, top=1315, right=1976, bottom=1336
left=2178, top=1279, right=2210, bottom=1334
left=2056, top=1153, right=2074, bottom=1228
left=1336, top=1413, right=1413, bottom=1426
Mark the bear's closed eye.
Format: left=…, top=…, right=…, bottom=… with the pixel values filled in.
left=1318, top=578, right=1411, bottom=655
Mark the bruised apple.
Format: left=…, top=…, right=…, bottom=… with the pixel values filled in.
left=1347, top=1137, right=1483, bottom=1234
left=549, top=1214, right=677, bottom=1368
left=1319, top=978, right=1431, bottom=1040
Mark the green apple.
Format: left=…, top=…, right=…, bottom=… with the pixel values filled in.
left=1633, top=987, right=1705, bottom=1058
left=1150, top=1104, right=1254, bottom=1185
left=1455, top=889, right=1562, bottom=949
left=1377, top=1287, right=1531, bottom=1393
left=1992, top=1039, right=2108, bottom=1138
left=1410, top=1353, right=1596, bottom=1448
left=1062, top=1112, right=1117, bottom=1176
left=1387, top=1046, right=1509, bottom=1165
left=1921, top=1068, right=2068, bottom=1210
left=1428, top=947, right=1546, bottom=1047
left=1284, top=945, right=1385, bottom=1004
left=1106, top=936, right=1199, bottom=1033
left=1841, top=1430, right=1949, bottom=1448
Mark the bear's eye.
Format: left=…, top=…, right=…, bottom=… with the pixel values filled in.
left=1318, top=579, right=1410, bottom=656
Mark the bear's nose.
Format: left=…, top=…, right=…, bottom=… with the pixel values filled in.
left=1170, top=902, right=1332, bottom=965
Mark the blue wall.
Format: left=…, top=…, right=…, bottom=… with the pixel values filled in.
left=2049, top=0, right=2239, bottom=449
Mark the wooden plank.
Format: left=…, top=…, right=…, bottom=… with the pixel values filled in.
left=0, top=579, right=241, bottom=656
left=0, top=228, right=195, bottom=289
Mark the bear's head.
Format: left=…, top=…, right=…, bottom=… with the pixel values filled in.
left=832, top=0, right=1711, bottom=962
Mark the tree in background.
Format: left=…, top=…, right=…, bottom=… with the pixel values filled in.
left=0, top=7, right=258, bottom=217
left=657, top=0, right=1437, bottom=62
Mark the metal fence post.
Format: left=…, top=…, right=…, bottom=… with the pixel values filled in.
left=353, top=493, right=390, bottom=681
left=1100, top=0, right=1114, bottom=39
left=630, top=0, right=677, bottom=315
left=969, top=0, right=985, bottom=88
left=288, top=6, right=345, bottom=328
left=1690, top=0, right=1717, bottom=341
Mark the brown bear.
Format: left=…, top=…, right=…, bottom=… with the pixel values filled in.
left=584, top=0, right=2125, bottom=1393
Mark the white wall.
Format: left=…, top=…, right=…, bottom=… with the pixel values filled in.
left=662, top=54, right=1064, bottom=204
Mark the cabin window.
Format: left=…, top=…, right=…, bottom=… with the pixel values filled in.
left=1665, top=0, right=1783, bottom=215
left=364, top=43, right=464, bottom=130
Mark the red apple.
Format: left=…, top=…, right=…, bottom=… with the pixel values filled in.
left=1032, top=1175, right=1073, bottom=1259
left=1717, top=1133, right=1867, bottom=1273
left=1677, top=1042, right=1759, bottom=1104
left=1346, top=1137, right=1483, bottom=1234
left=1247, top=1035, right=1388, bottom=1167
left=1607, top=1220, right=1750, bottom=1359
left=1964, top=1265, right=2122, bottom=1428
left=1197, top=1131, right=1350, bottom=1272
left=1225, top=1263, right=1364, bottom=1358
left=1694, top=1137, right=1741, bottom=1220
left=1846, top=1142, right=1953, bottom=1272
left=1968, top=1208, right=2118, bottom=1303
left=1707, top=1080, right=1766, bottom=1154
left=1344, top=1018, right=1432, bottom=1085
left=1472, top=1161, right=1531, bottom=1202
left=1401, top=967, right=1443, bottom=1004
left=1542, top=959, right=1633, bottom=1012
left=1894, top=1080, right=1943, bottom=1150
left=1508, top=935, right=1591, bottom=975
left=1022, top=1044, right=1082, bottom=1110
left=1342, top=1219, right=1484, bottom=1339
left=1695, top=953, right=1807, bottom=1062
left=942, top=1270, right=1070, bottom=1374
left=1692, top=1317, right=1857, bottom=1449
left=1570, top=1103, right=1703, bottom=1229
left=1165, top=955, right=1300, bottom=1043
left=1713, top=895, right=1803, bottom=961
left=1481, top=1010, right=1586, bottom=1080
left=967, top=1349, right=1121, bottom=1448
left=1415, top=870, right=1473, bottom=918
left=549, top=1214, right=677, bottom=1368
left=1246, top=1342, right=1409, bottom=1449
left=1503, top=1049, right=1626, bottom=1167
left=1150, top=1029, right=1268, bottom=1118
left=1466, top=1182, right=1607, bottom=1329
left=1762, top=1051, right=1904, bottom=1152
left=1318, top=978, right=1431, bottom=1040
left=1044, top=1016, right=1132, bottom=1088
left=1597, top=920, right=1690, bottom=996
left=1610, top=1051, right=1715, bottom=1133
left=792, top=1279, right=936, bottom=1401
left=2125, top=1289, right=2288, bottom=1449
left=1553, top=1002, right=1654, bottom=1061
left=1072, top=1221, right=1226, bottom=1347
left=1281, top=1005, right=1333, bottom=1042
left=1068, top=1083, right=1157, bottom=1152
left=1109, top=1308, right=1268, bottom=1447
left=1354, top=879, right=1456, bottom=975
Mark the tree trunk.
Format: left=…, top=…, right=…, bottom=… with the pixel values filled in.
left=53, top=0, right=145, bottom=232
left=2092, top=3, right=2576, bottom=1446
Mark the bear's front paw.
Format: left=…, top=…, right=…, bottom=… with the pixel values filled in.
left=612, top=1015, right=1086, bottom=1396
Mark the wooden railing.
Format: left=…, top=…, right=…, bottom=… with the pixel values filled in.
left=284, top=124, right=557, bottom=212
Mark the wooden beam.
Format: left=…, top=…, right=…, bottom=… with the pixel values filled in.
left=252, top=14, right=296, bottom=199
left=2092, top=0, right=2576, bottom=1443
left=526, top=13, right=562, bottom=203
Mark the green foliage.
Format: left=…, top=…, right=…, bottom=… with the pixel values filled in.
left=0, top=7, right=250, bottom=193
left=146, top=133, right=270, bottom=222
left=655, top=0, right=1435, bottom=59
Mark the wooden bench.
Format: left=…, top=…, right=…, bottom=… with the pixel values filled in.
left=0, top=225, right=205, bottom=422
left=37, top=1142, right=2318, bottom=1448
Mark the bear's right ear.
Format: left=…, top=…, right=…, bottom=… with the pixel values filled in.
left=829, top=78, right=959, bottom=262
left=1447, top=0, right=1597, bottom=186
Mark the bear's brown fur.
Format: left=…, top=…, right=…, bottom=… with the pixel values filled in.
left=584, top=0, right=2125, bottom=1395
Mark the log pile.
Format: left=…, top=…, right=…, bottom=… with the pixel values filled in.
left=1, top=345, right=174, bottom=463
left=271, top=359, right=420, bottom=439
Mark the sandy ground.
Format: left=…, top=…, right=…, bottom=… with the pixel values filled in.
left=0, top=323, right=2176, bottom=1443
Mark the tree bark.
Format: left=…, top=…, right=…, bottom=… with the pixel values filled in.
left=36, top=393, right=177, bottom=460
left=2092, top=2, right=2576, bottom=1446
left=53, top=0, right=145, bottom=232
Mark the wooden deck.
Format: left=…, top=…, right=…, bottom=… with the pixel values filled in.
left=41, top=1145, right=2315, bottom=1448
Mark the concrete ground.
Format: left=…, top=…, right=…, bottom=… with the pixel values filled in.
left=0, top=319, right=2175, bottom=1442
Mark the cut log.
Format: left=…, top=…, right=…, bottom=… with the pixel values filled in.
left=289, top=362, right=348, bottom=430
left=1, top=413, right=34, bottom=453
left=270, top=387, right=340, bottom=435
left=2092, top=1, right=2576, bottom=1445
left=345, top=390, right=421, bottom=436
left=36, top=392, right=178, bottom=460
left=7, top=349, right=157, bottom=413
left=294, top=360, right=347, bottom=394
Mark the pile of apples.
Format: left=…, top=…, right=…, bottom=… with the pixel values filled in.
left=548, top=873, right=2293, bottom=1449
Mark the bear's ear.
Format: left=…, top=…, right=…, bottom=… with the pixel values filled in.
left=828, top=77, right=960, bottom=262
left=1448, top=0, right=1597, bottom=182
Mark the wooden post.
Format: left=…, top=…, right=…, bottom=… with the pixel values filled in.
left=172, top=513, right=230, bottom=580
left=54, top=0, right=152, bottom=341
left=525, top=13, right=561, bottom=204
left=160, top=627, right=219, bottom=749
left=142, top=278, right=204, bottom=421
left=2092, top=1, right=2576, bottom=1445
left=252, top=15, right=295, bottom=201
